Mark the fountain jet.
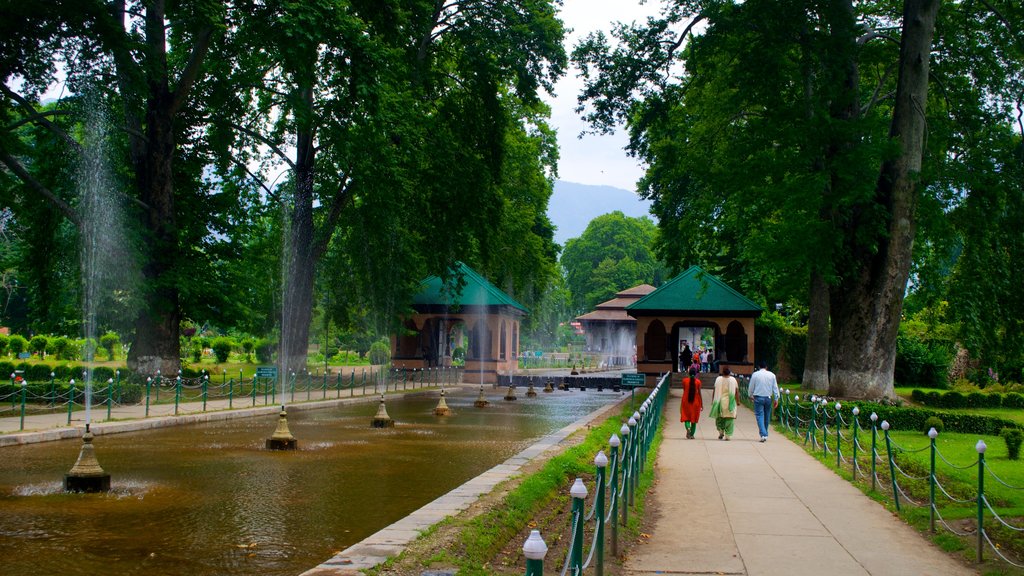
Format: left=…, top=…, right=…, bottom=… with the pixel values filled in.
left=372, top=394, right=395, bottom=427
left=433, top=389, right=452, bottom=416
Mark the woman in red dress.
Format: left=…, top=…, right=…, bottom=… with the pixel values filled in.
left=679, top=366, right=703, bottom=439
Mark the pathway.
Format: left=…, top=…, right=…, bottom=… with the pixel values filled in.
left=627, top=389, right=977, bottom=576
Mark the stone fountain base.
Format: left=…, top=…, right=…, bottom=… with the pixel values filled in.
left=266, top=407, right=298, bottom=451
left=64, top=425, right=111, bottom=493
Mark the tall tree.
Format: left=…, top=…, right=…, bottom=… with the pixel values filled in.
left=574, top=0, right=1021, bottom=397
left=560, top=211, right=665, bottom=314
left=215, top=0, right=567, bottom=374
left=0, top=0, right=224, bottom=374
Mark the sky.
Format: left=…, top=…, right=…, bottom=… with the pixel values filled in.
left=546, top=0, right=660, bottom=193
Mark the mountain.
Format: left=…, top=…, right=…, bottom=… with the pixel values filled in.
left=548, top=180, right=654, bottom=246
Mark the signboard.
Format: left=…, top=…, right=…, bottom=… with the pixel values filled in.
left=620, top=373, right=645, bottom=388
left=255, top=366, right=278, bottom=379
left=17, top=352, right=30, bottom=359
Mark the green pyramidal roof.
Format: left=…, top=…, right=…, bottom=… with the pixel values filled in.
left=412, top=262, right=527, bottom=314
left=626, top=266, right=762, bottom=316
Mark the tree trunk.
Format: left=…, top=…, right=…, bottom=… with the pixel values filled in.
left=126, top=1, right=182, bottom=376
left=829, top=0, right=940, bottom=399
left=802, top=270, right=830, bottom=390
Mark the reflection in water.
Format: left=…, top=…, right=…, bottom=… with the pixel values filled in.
left=0, top=388, right=620, bottom=576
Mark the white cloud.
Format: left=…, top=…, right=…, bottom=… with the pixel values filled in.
left=546, top=0, right=659, bottom=192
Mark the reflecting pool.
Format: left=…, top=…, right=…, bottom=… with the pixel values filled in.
left=0, top=388, right=620, bottom=576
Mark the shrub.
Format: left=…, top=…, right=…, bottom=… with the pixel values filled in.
left=368, top=339, right=390, bottom=366
left=985, top=393, right=1003, bottom=408
left=911, top=389, right=926, bottom=404
left=100, top=332, right=120, bottom=360
left=8, top=335, right=27, bottom=356
left=52, top=365, right=72, bottom=380
left=0, top=360, right=15, bottom=379
left=1004, top=392, right=1024, bottom=408
left=0, top=334, right=8, bottom=356
left=255, top=339, right=275, bottom=364
left=940, top=391, right=965, bottom=408
left=1001, top=428, right=1023, bottom=460
left=80, top=338, right=98, bottom=361
left=25, top=364, right=55, bottom=382
left=923, top=416, right=944, bottom=434
left=966, top=391, right=986, bottom=408
left=29, top=335, right=49, bottom=357
left=925, top=391, right=941, bottom=406
left=211, top=337, right=234, bottom=363
left=189, top=340, right=202, bottom=363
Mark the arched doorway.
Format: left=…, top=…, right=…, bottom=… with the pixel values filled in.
left=643, top=320, right=667, bottom=362
left=723, top=320, right=747, bottom=364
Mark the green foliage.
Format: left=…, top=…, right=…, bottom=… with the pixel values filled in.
left=895, top=332, right=952, bottom=389
left=189, top=340, right=202, bottom=363
left=560, top=212, right=667, bottom=313
left=368, top=339, right=391, bottom=366
left=50, top=336, right=74, bottom=360
left=211, top=337, right=234, bottom=363
left=754, top=313, right=806, bottom=379
left=29, top=335, right=48, bottom=356
left=1005, top=393, right=1024, bottom=408
left=849, top=402, right=1020, bottom=436
left=255, top=339, right=275, bottom=364
left=1001, top=428, right=1023, bottom=460
left=0, top=334, right=8, bottom=355
left=965, top=391, right=986, bottom=408
left=99, top=332, right=120, bottom=359
left=923, top=416, right=944, bottom=434
left=7, top=335, right=26, bottom=356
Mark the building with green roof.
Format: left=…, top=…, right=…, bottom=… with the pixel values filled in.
left=626, top=265, right=762, bottom=380
left=393, top=262, right=526, bottom=383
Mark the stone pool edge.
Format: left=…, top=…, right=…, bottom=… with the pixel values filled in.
left=299, top=395, right=631, bottom=576
left=0, top=390, right=436, bottom=447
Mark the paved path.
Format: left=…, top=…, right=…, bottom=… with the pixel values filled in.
left=627, top=389, right=977, bottom=576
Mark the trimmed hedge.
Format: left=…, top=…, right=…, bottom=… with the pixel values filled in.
left=911, top=388, right=1015, bottom=410
left=846, top=402, right=1021, bottom=436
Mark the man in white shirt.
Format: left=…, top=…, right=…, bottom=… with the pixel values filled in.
left=748, top=360, right=780, bottom=442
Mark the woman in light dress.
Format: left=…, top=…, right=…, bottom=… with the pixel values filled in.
left=709, top=366, right=739, bottom=440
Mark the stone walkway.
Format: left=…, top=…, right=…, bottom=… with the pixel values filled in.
left=627, top=389, right=977, bottom=576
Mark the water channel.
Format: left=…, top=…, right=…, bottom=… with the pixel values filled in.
left=0, top=387, right=621, bottom=576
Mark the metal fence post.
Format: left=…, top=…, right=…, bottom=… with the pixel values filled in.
left=594, top=451, right=608, bottom=576
left=203, top=375, right=209, bottom=411
left=145, top=377, right=152, bottom=417
left=19, top=379, right=27, bottom=431
left=835, top=402, right=842, bottom=468
left=928, top=427, right=938, bottom=532
left=570, top=478, right=587, bottom=574
left=608, top=434, right=621, bottom=557
left=628, top=415, right=638, bottom=506
left=106, top=378, right=114, bottom=421
left=870, top=412, right=878, bottom=491
left=977, top=439, right=987, bottom=563
left=620, top=422, right=630, bottom=528
left=882, top=420, right=900, bottom=511
left=851, top=407, right=860, bottom=480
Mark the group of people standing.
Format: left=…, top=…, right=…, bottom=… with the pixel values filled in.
left=678, top=361, right=779, bottom=441
left=678, top=341, right=715, bottom=374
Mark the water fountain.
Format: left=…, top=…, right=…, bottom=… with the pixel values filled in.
left=433, top=388, right=452, bottom=416
left=62, top=96, right=127, bottom=492
left=526, top=378, right=537, bottom=397
left=543, top=378, right=554, bottom=393
left=371, top=393, right=395, bottom=427
left=63, top=423, right=110, bottom=492
left=266, top=405, right=298, bottom=450
left=503, top=384, right=517, bottom=401
left=474, top=384, right=490, bottom=407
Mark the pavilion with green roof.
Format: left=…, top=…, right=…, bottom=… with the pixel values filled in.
left=626, top=265, right=762, bottom=382
left=392, top=262, right=527, bottom=383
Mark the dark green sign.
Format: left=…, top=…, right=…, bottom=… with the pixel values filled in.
left=620, top=373, right=645, bottom=387
left=256, top=366, right=278, bottom=379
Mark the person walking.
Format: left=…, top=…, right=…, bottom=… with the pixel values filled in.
left=679, top=366, right=703, bottom=439
left=709, top=366, right=739, bottom=440
left=748, top=360, right=780, bottom=442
